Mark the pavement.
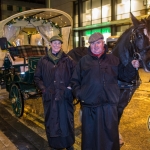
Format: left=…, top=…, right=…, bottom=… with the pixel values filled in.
left=0, top=69, right=150, bottom=150
left=0, top=131, right=18, bottom=150
left=0, top=89, right=18, bottom=150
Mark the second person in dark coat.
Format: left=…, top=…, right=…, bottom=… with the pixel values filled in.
left=34, top=35, right=76, bottom=150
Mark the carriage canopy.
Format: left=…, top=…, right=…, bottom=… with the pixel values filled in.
left=0, top=8, right=73, bottom=53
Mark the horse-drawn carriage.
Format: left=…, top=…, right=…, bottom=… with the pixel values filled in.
left=0, top=8, right=73, bottom=117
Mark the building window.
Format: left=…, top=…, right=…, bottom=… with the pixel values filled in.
left=102, top=0, right=111, bottom=22
left=82, top=1, right=91, bottom=26
left=17, top=6, right=22, bottom=12
left=116, top=0, right=147, bottom=20
left=74, top=3, right=78, bottom=28
left=74, top=31, right=79, bottom=47
left=92, top=0, right=101, bottom=24
left=82, top=0, right=111, bottom=26
left=7, top=5, right=13, bottom=11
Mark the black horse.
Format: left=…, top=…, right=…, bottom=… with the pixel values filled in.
left=112, top=13, right=150, bottom=124
left=68, top=13, right=150, bottom=122
left=67, top=47, right=88, bottom=63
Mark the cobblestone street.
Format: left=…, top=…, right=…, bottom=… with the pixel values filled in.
left=119, top=69, right=150, bottom=150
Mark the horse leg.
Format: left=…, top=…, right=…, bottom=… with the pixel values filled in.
left=118, top=87, right=136, bottom=145
left=118, top=87, right=137, bottom=124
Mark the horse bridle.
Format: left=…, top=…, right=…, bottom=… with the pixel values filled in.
left=129, top=25, right=146, bottom=61
left=130, top=25, right=150, bottom=72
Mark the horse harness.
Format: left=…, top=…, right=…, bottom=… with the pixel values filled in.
left=130, top=24, right=147, bottom=61
left=118, top=25, right=146, bottom=90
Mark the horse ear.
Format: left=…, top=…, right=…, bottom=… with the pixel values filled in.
left=130, top=12, right=140, bottom=27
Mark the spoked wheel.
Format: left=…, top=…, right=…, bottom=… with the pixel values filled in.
left=10, top=84, right=24, bottom=117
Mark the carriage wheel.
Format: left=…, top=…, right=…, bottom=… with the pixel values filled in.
left=10, top=84, right=24, bottom=117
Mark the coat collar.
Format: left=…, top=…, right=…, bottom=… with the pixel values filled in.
left=43, top=51, right=69, bottom=63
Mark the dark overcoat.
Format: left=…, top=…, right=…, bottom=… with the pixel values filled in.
left=34, top=52, right=75, bottom=149
left=71, top=48, right=138, bottom=150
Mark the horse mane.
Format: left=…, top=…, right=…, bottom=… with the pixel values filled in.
left=112, top=26, right=134, bottom=66
left=67, top=47, right=88, bottom=63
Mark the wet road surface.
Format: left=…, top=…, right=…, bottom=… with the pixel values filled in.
left=0, top=69, right=150, bottom=150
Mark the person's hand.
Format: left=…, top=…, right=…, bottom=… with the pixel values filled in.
left=131, top=60, right=140, bottom=70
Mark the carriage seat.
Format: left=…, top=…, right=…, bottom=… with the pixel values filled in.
left=7, top=45, right=47, bottom=66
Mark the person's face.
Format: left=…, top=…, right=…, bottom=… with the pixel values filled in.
left=50, top=40, right=62, bottom=54
left=90, top=39, right=105, bottom=55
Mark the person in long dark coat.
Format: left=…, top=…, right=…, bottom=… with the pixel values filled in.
left=34, top=35, right=76, bottom=150
left=71, top=32, right=140, bottom=150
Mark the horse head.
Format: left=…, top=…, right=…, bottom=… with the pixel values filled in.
left=112, top=12, right=150, bottom=72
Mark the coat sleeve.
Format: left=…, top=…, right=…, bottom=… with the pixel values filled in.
left=34, top=58, right=45, bottom=91
left=70, top=57, right=77, bottom=76
left=67, top=56, right=77, bottom=87
left=71, top=61, right=82, bottom=99
left=118, top=61, right=139, bottom=82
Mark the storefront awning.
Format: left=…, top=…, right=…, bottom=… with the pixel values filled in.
left=73, top=15, right=149, bottom=31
